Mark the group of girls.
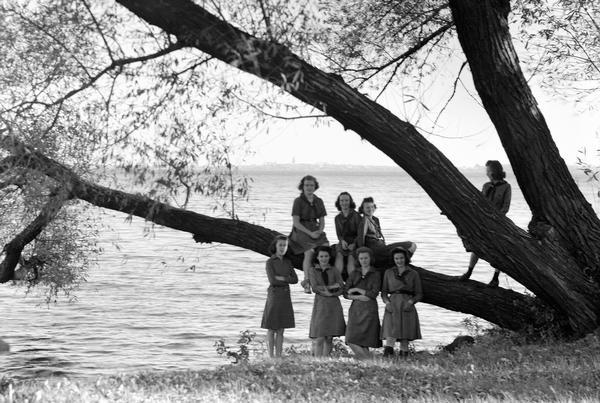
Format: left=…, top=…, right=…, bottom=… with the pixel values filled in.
left=261, top=175, right=423, bottom=359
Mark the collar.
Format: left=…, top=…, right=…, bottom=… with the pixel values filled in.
left=393, top=266, right=409, bottom=279
left=315, top=264, right=331, bottom=272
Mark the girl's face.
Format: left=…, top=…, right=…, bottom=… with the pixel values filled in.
left=317, top=251, right=330, bottom=267
left=486, top=166, right=493, bottom=181
left=275, top=239, right=288, bottom=256
left=362, top=202, right=375, bottom=216
left=339, top=194, right=351, bottom=210
left=358, top=252, right=371, bottom=269
left=393, top=253, right=406, bottom=268
left=303, top=179, right=316, bottom=196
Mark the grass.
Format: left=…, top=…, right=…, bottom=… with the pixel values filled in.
left=2, top=329, right=600, bottom=402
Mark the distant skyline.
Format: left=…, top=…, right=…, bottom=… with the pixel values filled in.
left=241, top=55, right=599, bottom=169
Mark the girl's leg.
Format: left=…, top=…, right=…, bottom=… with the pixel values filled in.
left=323, top=336, right=334, bottom=356
left=315, top=337, right=327, bottom=357
left=275, top=329, right=285, bottom=358
left=348, top=343, right=370, bottom=359
left=347, top=255, right=356, bottom=276
left=301, top=250, right=314, bottom=293
left=383, top=337, right=395, bottom=357
left=488, top=269, right=500, bottom=288
left=460, top=253, right=479, bottom=281
left=399, top=339, right=409, bottom=357
left=267, top=330, right=275, bottom=358
left=334, top=251, right=344, bottom=276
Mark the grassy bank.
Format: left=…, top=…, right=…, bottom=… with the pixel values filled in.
left=2, top=330, right=600, bottom=402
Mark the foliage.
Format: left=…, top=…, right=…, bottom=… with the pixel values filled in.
left=3, top=332, right=600, bottom=402
left=214, top=330, right=264, bottom=364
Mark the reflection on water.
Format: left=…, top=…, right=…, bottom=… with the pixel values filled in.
left=0, top=168, right=596, bottom=378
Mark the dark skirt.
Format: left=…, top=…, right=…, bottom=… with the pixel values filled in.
left=381, top=293, right=421, bottom=341
left=288, top=227, right=329, bottom=254
left=345, top=299, right=381, bottom=348
left=261, top=286, right=295, bottom=329
left=309, top=294, right=346, bottom=338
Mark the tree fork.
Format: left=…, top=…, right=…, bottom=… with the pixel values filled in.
left=449, top=0, right=600, bottom=278
left=113, top=0, right=600, bottom=333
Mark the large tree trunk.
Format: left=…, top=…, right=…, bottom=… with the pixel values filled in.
left=0, top=144, right=547, bottom=331
left=114, top=0, right=600, bottom=333
left=449, top=0, right=600, bottom=280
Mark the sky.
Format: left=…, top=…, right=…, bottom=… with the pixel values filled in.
left=242, top=58, right=599, bottom=169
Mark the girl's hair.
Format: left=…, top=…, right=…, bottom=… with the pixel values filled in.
left=355, top=246, right=374, bottom=261
left=334, top=191, right=356, bottom=211
left=297, top=175, right=320, bottom=191
left=269, top=235, right=288, bottom=255
left=358, top=197, right=376, bottom=214
left=391, top=246, right=411, bottom=265
left=486, top=160, right=506, bottom=181
left=315, top=245, right=332, bottom=256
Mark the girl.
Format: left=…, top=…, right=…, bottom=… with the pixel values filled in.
left=307, top=246, right=346, bottom=356
left=344, top=246, right=382, bottom=359
left=459, top=160, right=511, bottom=287
left=261, top=235, right=298, bottom=358
left=381, top=246, right=423, bottom=358
left=288, top=175, right=329, bottom=293
left=334, top=192, right=360, bottom=279
left=357, top=196, right=417, bottom=266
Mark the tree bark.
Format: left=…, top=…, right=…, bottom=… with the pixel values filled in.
left=113, top=0, right=600, bottom=333
left=449, top=0, right=600, bottom=279
left=1, top=144, right=546, bottom=331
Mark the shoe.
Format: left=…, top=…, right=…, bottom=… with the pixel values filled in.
left=458, top=269, right=472, bottom=281
left=383, top=346, right=395, bottom=358
left=487, top=278, right=499, bottom=288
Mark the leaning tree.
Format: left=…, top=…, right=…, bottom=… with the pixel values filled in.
left=2, top=0, right=600, bottom=336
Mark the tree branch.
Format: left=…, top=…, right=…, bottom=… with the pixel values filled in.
left=2, top=138, right=546, bottom=331
left=0, top=186, right=72, bottom=283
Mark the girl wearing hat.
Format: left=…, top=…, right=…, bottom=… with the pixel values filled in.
left=344, top=246, right=382, bottom=359
left=381, top=246, right=423, bottom=358
left=261, top=235, right=298, bottom=358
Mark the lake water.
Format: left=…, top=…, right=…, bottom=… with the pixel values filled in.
left=1, top=167, right=597, bottom=379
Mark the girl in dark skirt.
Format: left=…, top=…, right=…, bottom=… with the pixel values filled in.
left=356, top=197, right=417, bottom=265
left=261, top=235, right=298, bottom=358
left=288, top=175, right=329, bottom=293
left=334, top=192, right=360, bottom=279
left=307, top=245, right=346, bottom=356
left=344, top=246, right=382, bottom=359
left=381, top=246, right=423, bottom=358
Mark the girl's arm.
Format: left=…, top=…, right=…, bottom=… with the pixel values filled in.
left=364, top=272, right=381, bottom=300
left=293, top=215, right=315, bottom=236
left=265, top=260, right=287, bottom=286
left=412, top=270, right=423, bottom=304
left=287, top=265, right=299, bottom=284
left=381, top=271, right=391, bottom=304
left=500, top=185, right=512, bottom=214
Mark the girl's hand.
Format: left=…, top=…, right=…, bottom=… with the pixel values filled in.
left=404, top=300, right=414, bottom=311
left=341, top=240, right=349, bottom=250
left=274, top=275, right=286, bottom=281
left=385, top=302, right=392, bottom=312
left=358, top=295, right=370, bottom=302
left=310, top=231, right=320, bottom=239
left=348, top=243, right=356, bottom=251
